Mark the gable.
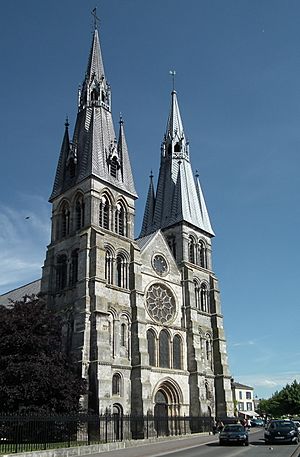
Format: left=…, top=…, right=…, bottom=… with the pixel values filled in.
left=138, top=230, right=180, bottom=281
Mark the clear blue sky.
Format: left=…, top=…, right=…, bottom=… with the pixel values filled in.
left=1, top=0, right=299, bottom=400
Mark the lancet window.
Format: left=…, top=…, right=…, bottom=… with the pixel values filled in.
left=61, top=203, right=70, bottom=238
left=194, top=279, right=201, bottom=309
left=115, top=202, right=126, bottom=236
left=188, top=236, right=196, bottom=263
left=75, top=195, right=85, bottom=230
left=173, top=334, right=182, bottom=369
left=116, top=253, right=128, bottom=288
left=56, top=254, right=68, bottom=290
left=99, top=195, right=110, bottom=230
left=159, top=330, right=170, bottom=368
left=105, top=249, right=113, bottom=285
left=147, top=330, right=156, bottom=366
left=197, top=241, right=206, bottom=268
left=200, top=283, right=209, bottom=313
left=205, top=335, right=213, bottom=369
left=112, top=373, right=121, bottom=395
left=121, top=323, right=126, bottom=347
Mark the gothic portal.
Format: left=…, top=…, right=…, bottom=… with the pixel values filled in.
left=41, top=22, right=234, bottom=421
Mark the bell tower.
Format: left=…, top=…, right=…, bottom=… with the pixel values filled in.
left=41, top=23, right=137, bottom=413
left=140, top=88, right=234, bottom=418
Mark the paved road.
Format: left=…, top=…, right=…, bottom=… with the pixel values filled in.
left=83, top=429, right=300, bottom=457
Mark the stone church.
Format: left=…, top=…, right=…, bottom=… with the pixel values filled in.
left=23, top=22, right=234, bottom=421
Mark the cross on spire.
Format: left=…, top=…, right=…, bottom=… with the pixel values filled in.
left=169, top=70, right=176, bottom=91
left=91, top=7, right=100, bottom=30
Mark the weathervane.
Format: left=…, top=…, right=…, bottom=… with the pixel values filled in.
left=92, top=7, right=100, bottom=30
left=169, top=70, right=176, bottom=91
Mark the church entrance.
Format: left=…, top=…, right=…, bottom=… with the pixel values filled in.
left=153, top=380, right=183, bottom=436
left=154, top=391, right=168, bottom=436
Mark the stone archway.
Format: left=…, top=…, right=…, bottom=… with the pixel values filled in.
left=113, top=403, right=123, bottom=441
left=154, top=390, right=168, bottom=436
left=153, top=380, right=183, bottom=436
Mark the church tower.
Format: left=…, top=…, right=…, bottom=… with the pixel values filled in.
left=41, top=25, right=137, bottom=414
left=41, top=16, right=233, bottom=424
left=140, top=89, right=234, bottom=418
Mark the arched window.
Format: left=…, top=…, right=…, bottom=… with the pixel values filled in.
left=112, top=373, right=121, bottom=395
left=121, top=323, right=126, bottom=347
left=200, top=283, right=209, bottom=313
left=205, top=336, right=213, bottom=368
left=206, top=340, right=210, bottom=360
left=174, top=141, right=181, bottom=152
left=70, top=249, right=79, bottom=285
left=115, top=202, right=126, bottom=236
left=61, top=203, right=70, bottom=238
left=75, top=195, right=84, bottom=230
left=56, top=254, right=67, bottom=290
left=91, top=87, right=99, bottom=102
left=159, top=330, right=170, bottom=368
left=147, top=330, right=156, bottom=366
left=173, top=334, right=182, bottom=369
left=194, top=279, right=200, bottom=309
left=198, top=241, right=206, bottom=268
left=99, top=195, right=110, bottom=230
left=116, top=253, right=128, bottom=288
left=105, top=250, right=113, bottom=284
left=188, top=236, right=196, bottom=263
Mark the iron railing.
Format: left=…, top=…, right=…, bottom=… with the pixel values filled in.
left=0, top=413, right=214, bottom=453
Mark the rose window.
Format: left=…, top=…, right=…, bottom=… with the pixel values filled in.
left=146, top=283, right=176, bottom=324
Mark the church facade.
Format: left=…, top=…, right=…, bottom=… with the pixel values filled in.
left=41, top=24, right=234, bottom=423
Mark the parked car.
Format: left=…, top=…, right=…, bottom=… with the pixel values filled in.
left=251, top=418, right=264, bottom=427
left=264, top=420, right=299, bottom=444
left=219, top=424, right=249, bottom=446
left=292, top=420, right=300, bottom=432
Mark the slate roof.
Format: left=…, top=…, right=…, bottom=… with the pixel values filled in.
left=0, top=279, right=41, bottom=307
left=140, top=90, right=214, bottom=237
left=232, top=382, right=254, bottom=390
left=50, top=29, right=137, bottom=201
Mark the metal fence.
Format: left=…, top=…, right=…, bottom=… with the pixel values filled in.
left=0, top=413, right=214, bottom=453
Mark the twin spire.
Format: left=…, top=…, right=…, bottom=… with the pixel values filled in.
left=50, top=27, right=136, bottom=201
left=140, top=89, right=214, bottom=237
left=50, top=15, right=213, bottom=239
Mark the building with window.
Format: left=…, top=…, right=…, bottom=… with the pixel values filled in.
left=231, top=381, right=257, bottom=418
left=1, top=17, right=234, bottom=428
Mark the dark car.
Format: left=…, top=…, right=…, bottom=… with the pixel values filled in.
left=251, top=418, right=264, bottom=427
left=219, top=424, right=249, bottom=446
left=264, top=420, right=299, bottom=444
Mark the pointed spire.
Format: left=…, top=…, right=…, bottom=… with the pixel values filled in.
left=140, top=171, right=156, bottom=237
left=165, top=90, right=187, bottom=155
left=140, top=89, right=214, bottom=237
left=50, top=119, right=70, bottom=201
left=79, top=27, right=108, bottom=111
left=50, top=19, right=137, bottom=201
left=117, top=116, right=136, bottom=195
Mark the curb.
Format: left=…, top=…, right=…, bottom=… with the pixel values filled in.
left=290, top=443, right=300, bottom=457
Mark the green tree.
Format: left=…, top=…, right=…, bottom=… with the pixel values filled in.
left=279, top=381, right=300, bottom=416
left=0, top=298, right=86, bottom=414
left=257, top=381, right=300, bottom=418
